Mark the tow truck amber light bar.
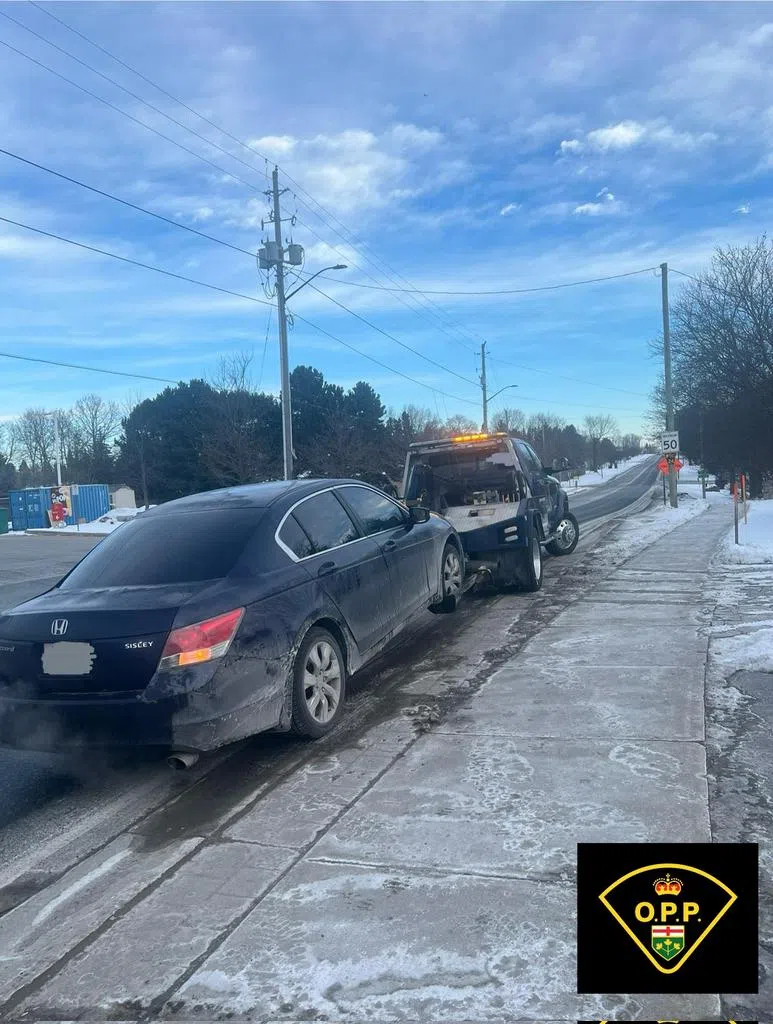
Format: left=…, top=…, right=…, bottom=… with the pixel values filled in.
left=451, top=431, right=508, bottom=443
left=160, top=607, right=244, bottom=669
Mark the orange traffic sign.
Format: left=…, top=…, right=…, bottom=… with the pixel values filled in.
left=657, top=458, right=669, bottom=473
left=658, top=457, right=683, bottom=473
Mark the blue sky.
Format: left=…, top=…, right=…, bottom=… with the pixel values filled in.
left=1, top=1, right=771, bottom=436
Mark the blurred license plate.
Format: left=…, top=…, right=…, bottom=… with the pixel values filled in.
left=42, top=642, right=96, bottom=676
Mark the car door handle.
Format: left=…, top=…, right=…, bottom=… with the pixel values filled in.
left=317, top=561, right=336, bottom=577
left=383, top=540, right=397, bottom=551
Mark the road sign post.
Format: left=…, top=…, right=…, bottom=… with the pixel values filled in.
left=734, top=478, right=740, bottom=545
left=660, top=432, right=679, bottom=508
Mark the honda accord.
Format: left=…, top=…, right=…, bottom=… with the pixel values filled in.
left=0, top=479, right=463, bottom=756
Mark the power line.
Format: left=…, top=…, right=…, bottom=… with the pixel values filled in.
left=0, top=148, right=476, bottom=391
left=0, top=147, right=256, bottom=258
left=0, top=215, right=481, bottom=408
left=19, top=2, right=483, bottom=357
left=7, top=6, right=654, bottom=410
left=0, top=350, right=177, bottom=383
left=0, top=35, right=267, bottom=198
left=315, top=265, right=660, bottom=296
left=0, top=215, right=272, bottom=307
left=486, top=352, right=650, bottom=398
left=299, top=281, right=478, bottom=387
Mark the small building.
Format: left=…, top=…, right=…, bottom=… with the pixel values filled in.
left=110, top=484, right=136, bottom=509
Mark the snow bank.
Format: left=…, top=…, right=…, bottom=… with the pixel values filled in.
left=717, top=499, right=773, bottom=565
left=569, top=453, right=652, bottom=489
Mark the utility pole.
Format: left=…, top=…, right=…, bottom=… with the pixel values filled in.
left=480, top=341, right=488, bottom=432
left=661, top=262, right=678, bottom=508
left=271, top=167, right=293, bottom=481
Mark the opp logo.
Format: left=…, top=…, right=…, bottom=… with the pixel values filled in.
left=576, top=843, right=758, bottom=994
left=600, top=863, right=736, bottom=974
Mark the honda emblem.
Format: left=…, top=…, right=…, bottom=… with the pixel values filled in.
left=51, top=619, right=68, bottom=637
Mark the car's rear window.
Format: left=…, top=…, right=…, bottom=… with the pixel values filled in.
left=58, top=509, right=262, bottom=588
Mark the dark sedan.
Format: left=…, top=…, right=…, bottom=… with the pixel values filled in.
left=0, top=479, right=463, bottom=758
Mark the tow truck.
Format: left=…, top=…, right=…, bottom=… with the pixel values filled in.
left=401, top=431, right=580, bottom=594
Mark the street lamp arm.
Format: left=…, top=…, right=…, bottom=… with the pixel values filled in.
left=487, top=384, right=519, bottom=403
left=285, top=265, right=347, bottom=302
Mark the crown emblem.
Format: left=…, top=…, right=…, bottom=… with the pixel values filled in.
left=654, top=872, right=682, bottom=896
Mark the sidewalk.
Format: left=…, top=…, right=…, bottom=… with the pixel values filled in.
left=1, top=508, right=740, bottom=1021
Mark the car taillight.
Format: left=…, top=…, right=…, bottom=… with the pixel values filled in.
left=159, top=608, right=244, bottom=670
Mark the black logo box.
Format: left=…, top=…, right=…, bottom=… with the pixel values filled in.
left=577, top=842, right=758, bottom=994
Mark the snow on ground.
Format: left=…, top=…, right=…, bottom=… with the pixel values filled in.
left=717, top=498, right=773, bottom=565
left=568, top=453, right=652, bottom=491
left=598, top=490, right=730, bottom=566
left=25, top=506, right=154, bottom=536
left=710, top=498, right=773, bottom=674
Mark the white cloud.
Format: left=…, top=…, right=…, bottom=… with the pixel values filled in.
left=735, top=203, right=751, bottom=214
left=560, top=120, right=716, bottom=156
left=587, top=121, right=648, bottom=151
left=573, top=187, right=622, bottom=216
left=247, top=135, right=296, bottom=157
left=499, top=202, right=520, bottom=216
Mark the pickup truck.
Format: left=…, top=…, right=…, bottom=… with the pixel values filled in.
left=401, top=431, right=580, bottom=592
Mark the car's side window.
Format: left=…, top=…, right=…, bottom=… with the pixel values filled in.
left=338, top=486, right=406, bottom=536
left=524, top=443, right=544, bottom=472
left=277, top=514, right=315, bottom=560
left=291, top=491, right=360, bottom=555
left=515, top=442, right=540, bottom=478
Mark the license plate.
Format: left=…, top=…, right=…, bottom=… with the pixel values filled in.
left=42, top=642, right=96, bottom=676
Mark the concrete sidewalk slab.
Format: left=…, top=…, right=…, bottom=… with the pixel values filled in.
left=308, top=734, right=709, bottom=878
left=174, top=859, right=717, bottom=1022
left=439, top=663, right=706, bottom=740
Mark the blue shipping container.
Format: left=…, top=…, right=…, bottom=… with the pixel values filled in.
left=9, top=484, right=110, bottom=530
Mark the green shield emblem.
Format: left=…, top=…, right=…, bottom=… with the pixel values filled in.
left=651, top=925, right=685, bottom=961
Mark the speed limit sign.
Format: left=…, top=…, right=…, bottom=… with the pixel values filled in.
left=661, top=431, right=680, bottom=455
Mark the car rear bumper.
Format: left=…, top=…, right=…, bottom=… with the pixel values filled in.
left=0, top=661, right=288, bottom=753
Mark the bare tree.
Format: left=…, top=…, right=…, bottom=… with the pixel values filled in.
left=583, top=414, right=618, bottom=471
left=202, top=351, right=280, bottom=485
left=12, top=408, right=55, bottom=480
left=0, top=422, right=16, bottom=465
left=442, top=414, right=479, bottom=437
left=71, top=394, right=120, bottom=479
left=491, top=406, right=525, bottom=434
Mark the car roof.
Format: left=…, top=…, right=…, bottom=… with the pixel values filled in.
left=142, top=478, right=376, bottom=516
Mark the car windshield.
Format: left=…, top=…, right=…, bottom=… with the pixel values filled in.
left=58, top=510, right=261, bottom=588
left=405, top=442, right=522, bottom=511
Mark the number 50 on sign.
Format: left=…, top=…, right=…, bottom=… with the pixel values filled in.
left=661, top=431, right=679, bottom=454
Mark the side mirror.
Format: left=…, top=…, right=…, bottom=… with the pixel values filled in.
left=408, top=505, right=431, bottom=525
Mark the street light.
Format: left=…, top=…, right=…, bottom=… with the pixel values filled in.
left=285, top=265, right=347, bottom=302
left=42, top=410, right=62, bottom=486
left=488, top=384, right=519, bottom=403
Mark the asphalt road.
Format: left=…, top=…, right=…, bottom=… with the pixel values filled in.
left=569, top=455, right=659, bottom=524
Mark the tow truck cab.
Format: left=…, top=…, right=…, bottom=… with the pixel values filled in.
left=400, top=432, right=579, bottom=589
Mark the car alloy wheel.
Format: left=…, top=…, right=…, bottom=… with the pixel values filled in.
left=443, top=546, right=462, bottom=599
left=303, top=640, right=342, bottom=724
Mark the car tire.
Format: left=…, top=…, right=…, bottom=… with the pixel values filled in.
left=516, top=526, right=544, bottom=592
left=290, top=628, right=347, bottom=739
left=545, top=511, right=580, bottom=556
left=429, top=541, right=463, bottom=614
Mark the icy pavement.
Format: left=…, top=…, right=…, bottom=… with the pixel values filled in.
left=706, top=498, right=773, bottom=1020
left=1, top=500, right=766, bottom=1022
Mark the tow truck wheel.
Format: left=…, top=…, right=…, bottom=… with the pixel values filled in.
left=430, top=541, right=462, bottom=613
left=516, top=529, right=544, bottom=592
left=545, top=512, right=580, bottom=556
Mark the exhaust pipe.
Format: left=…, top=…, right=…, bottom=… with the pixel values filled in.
left=167, top=751, right=199, bottom=770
